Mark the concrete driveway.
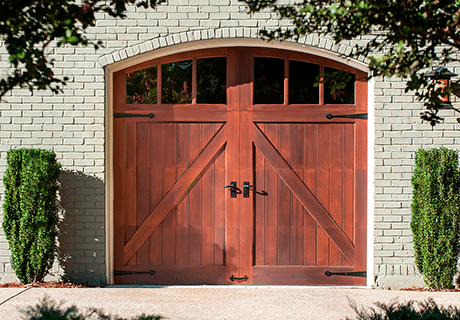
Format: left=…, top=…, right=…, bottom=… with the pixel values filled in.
left=1, top=286, right=460, bottom=319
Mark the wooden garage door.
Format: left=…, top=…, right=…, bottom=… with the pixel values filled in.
left=112, top=47, right=367, bottom=285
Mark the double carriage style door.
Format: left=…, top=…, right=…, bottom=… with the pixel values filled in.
left=113, top=47, right=367, bottom=285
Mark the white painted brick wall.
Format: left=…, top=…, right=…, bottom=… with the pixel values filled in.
left=0, top=0, right=459, bottom=286
left=373, top=72, right=460, bottom=284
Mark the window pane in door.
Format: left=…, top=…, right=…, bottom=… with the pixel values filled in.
left=324, top=67, right=355, bottom=104
left=197, top=57, right=227, bottom=104
left=254, top=57, right=284, bottom=104
left=289, top=60, right=319, bottom=104
left=126, top=66, right=157, bottom=104
left=161, top=60, right=193, bottom=104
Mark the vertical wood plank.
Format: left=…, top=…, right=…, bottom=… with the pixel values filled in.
left=214, top=226, right=225, bottom=266
left=291, top=225, right=304, bottom=265
left=189, top=123, right=202, bottom=265
left=291, top=124, right=305, bottom=265
left=239, top=111, right=254, bottom=278
left=162, top=123, right=177, bottom=265
left=265, top=164, right=278, bottom=266
left=264, top=123, right=278, bottom=265
left=201, top=226, right=213, bottom=266
left=303, top=173, right=317, bottom=266
left=291, top=123, right=305, bottom=177
left=201, top=123, right=216, bottom=266
left=278, top=225, right=291, bottom=265
left=214, top=131, right=226, bottom=266
left=254, top=143, right=265, bottom=266
left=277, top=124, right=291, bottom=265
left=125, top=122, right=138, bottom=265
left=317, top=226, right=330, bottom=266
left=150, top=225, right=163, bottom=265
left=343, top=168, right=354, bottom=244
left=264, top=123, right=277, bottom=149
left=304, top=124, right=317, bottom=171
left=343, top=123, right=355, bottom=170
left=175, top=123, right=190, bottom=265
left=343, top=123, right=355, bottom=247
left=330, top=124, right=344, bottom=265
left=149, top=123, right=164, bottom=265
left=225, top=111, right=240, bottom=277
left=304, top=124, right=317, bottom=266
left=137, top=123, right=150, bottom=265
left=330, top=169, right=343, bottom=266
left=317, top=124, right=331, bottom=266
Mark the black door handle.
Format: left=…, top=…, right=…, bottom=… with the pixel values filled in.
left=243, top=181, right=253, bottom=198
left=224, top=181, right=237, bottom=198
left=243, top=181, right=268, bottom=198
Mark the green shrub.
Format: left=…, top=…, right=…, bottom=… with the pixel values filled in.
left=21, top=296, right=164, bottom=320
left=346, top=298, right=460, bottom=320
left=410, top=147, right=460, bottom=289
left=2, top=148, right=61, bottom=284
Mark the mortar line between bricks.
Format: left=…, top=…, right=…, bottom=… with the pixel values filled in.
left=0, top=286, right=32, bottom=307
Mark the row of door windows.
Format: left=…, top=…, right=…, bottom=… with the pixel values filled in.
left=126, top=57, right=355, bottom=105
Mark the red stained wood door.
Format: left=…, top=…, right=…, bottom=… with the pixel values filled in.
left=113, top=47, right=367, bottom=285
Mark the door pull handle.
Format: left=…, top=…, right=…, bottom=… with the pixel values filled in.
left=230, top=275, right=249, bottom=281
left=224, top=181, right=237, bottom=198
left=243, top=181, right=253, bottom=198
left=243, top=182, right=268, bottom=198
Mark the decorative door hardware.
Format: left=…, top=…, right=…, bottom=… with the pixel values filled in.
left=243, top=181, right=254, bottom=198
left=230, top=275, right=249, bottom=281
left=225, top=182, right=268, bottom=198
left=224, top=181, right=238, bottom=198
left=243, top=181, right=268, bottom=198
left=114, top=269, right=156, bottom=276
left=326, top=113, right=368, bottom=120
left=324, top=271, right=366, bottom=278
left=114, top=112, right=155, bottom=119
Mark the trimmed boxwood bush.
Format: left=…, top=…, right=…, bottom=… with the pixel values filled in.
left=410, top=147, right=460, bottom=289
left=2, top=148, right=61, bottom=284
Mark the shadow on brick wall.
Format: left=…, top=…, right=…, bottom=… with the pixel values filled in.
left=58, top=169, right=106, bottom=286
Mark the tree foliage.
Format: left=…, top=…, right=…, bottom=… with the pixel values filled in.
left=347, top=298, right=460, bottom=320
left=126, top=67, right=158, bottom=104
left=22, top=296, right=164, bottom=320
left=0, top=0, right=161, bottom=99
left=2, top=148, right=61, bottom=284
left=411, top=148, right=460, bottom=289
left=244, top=0, right=460, bottom=125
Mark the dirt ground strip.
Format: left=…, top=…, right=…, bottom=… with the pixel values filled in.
left=0, top=281, right=88, bottom=288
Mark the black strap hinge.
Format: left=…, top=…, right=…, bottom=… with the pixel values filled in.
left=325, top=271, right=367, bottom=277
left=114, top=269, right=156, bottom=276
left=114, top=112, right=155, bottom=119
left=326, top=113, right=367, bottom=120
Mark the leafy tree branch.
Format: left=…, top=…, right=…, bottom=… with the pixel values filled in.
left=0, top=0, right=162, bottom=99
left=245, top=0, right=460, bottom=125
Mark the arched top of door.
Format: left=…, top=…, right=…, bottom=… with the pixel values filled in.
left=100, top=27, right=370, bottom=74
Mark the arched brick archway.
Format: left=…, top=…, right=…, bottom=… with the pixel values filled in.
left=104, top=33, right=369, bottom=285
left=99, top=27, right=368, bottom=71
